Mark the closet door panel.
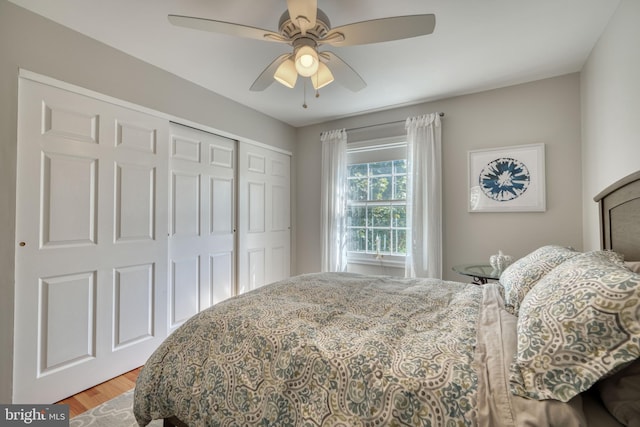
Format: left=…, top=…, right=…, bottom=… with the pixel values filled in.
left=171, top=172, right=201, bottom=237
left=170, top=256, right=200, bottom=327
left=238, top=144, right=291, bottom=294
left=113, top=263, right=154, bottom=349
left=211, top=177, right=234, bottom=234
left=14, top=78, right=168, bottom=403
left=210, top=144, right=234, bottom=168
left=210, top=252, right=234, bottom=305
left=40, top=272, right=96, bottom=373
left=41, top=102, right=99, bottom=144
left=115, top=163, right=155, bottom=242
left=115, top=120, right=157, bottom=153
left=248, top=182, right=266, bottom=233
left=168, top=124, right=236, bottom=329
left=271, top=246, right=286, bottom=282
left=41, top=153, right=98, bottom=246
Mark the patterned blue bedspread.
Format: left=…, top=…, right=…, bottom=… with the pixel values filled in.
left=134, top=272, right=483, bottom=426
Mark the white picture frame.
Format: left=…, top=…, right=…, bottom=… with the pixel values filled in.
left=468, top=143, right=546, bottom=212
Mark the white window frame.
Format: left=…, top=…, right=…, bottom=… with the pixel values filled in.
left=346, top=136, right=407, bottom=267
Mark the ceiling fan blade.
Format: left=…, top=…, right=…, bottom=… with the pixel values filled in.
left=286, top=0, right=317, bottom=34
left=321, top=14, right=435, bottom=47
left=168, top=14, right=288, bottom=43
left=250, top=53, right=292, bottom=91
left=322, top=51, right=366, bottom=92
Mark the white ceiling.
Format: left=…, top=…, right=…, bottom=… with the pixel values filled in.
left=9, top=0, right=620, bottom=127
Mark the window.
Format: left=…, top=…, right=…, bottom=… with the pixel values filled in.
left=346, top=139, right=407, bottom=265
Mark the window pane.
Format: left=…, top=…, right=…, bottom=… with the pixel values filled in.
left=392, top=206, right=406, bottom=227
left=368, top=206, right=391, bottom=227
left=394, top=175, right=407, bottom=200
left=370, top=161, right=392, bottom=176
left=348, top=163, right=368, bottom=177
left=348, top=228, right=366, bottom=252
left=369, top=177, right=391, bottom=200
left=394, top=230, right=407, bottom=255
left=394, top=159, right=407, bottom=174
left=346, top=156, right=408, bottom=259
left=347, top=206, right=366, bottom=227
left=348, top=178, right=368, bottom=201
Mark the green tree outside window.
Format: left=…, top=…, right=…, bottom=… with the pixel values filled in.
left=347, top=160, right=408, bottom=256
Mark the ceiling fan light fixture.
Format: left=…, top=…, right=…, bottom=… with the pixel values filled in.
left=312, top=62, right=334, bottom=90
left=274, top=58, right=298, bottom=88
left=295, top=45, right=319, bottom=77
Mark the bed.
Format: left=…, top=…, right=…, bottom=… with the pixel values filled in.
left=134, top=170, right=640, bottom=427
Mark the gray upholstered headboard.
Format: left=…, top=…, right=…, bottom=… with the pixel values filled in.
left=594, top=170, right=640, bottom=261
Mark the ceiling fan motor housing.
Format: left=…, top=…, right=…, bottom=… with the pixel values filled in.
left=278, top=8, right=330, bottom=42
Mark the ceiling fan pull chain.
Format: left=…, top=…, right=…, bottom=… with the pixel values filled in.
left=303, top=80, right=308, bottom=109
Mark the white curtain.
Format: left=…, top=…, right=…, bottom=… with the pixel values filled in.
left=320, top=129, right=348, bottom=272
left=405, top=113, right=442, bottom=278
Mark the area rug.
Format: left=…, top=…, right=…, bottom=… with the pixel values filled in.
left=70, top=389, right=162, bottom=427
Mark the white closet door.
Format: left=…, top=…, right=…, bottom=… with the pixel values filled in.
left=168, top=124, right=236, bottom=332
left=238, top=143, right=291, bottom=294
left=14, top=78, right=168, bottom=403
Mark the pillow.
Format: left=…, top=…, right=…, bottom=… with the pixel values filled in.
left=598, top=358, right=640, bottom=427
left=499, top=245, right=578, bottom=315
left=509, top=250, right=639, bottom=402
left=625, top=261, right=640, bottom=274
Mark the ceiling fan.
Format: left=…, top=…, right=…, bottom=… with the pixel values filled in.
left=168, top=0, right=435, bottom=93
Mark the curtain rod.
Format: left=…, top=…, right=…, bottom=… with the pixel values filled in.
left=321, top=113, right=445, bottom=135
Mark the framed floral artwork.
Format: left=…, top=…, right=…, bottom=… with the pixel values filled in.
left=468, top=143, right=545, bottom=212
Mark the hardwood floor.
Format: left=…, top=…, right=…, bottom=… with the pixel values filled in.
left=55, top=367, right=142, bottom=418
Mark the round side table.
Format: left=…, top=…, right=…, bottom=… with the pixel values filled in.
left=452, top=264, right=503, bottom=285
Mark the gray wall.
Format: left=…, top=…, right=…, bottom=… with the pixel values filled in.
left=3, top=0, right=638, bottom=405
left=581, top=0, right=640, bottom=253
left=295, top=74, right=584, bottom=280
left=0, top=0, right=296, bottom=402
